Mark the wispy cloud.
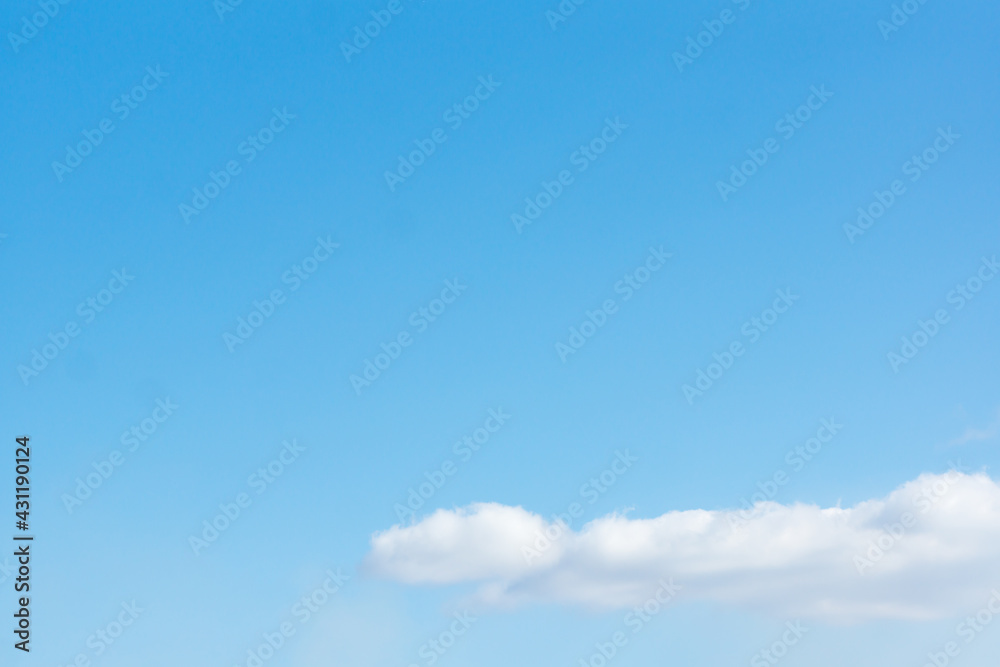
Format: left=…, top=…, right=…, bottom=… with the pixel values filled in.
left=947, top=408, right=1000, bottom=447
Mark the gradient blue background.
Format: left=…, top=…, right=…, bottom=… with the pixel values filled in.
left=2, top=0, right=999, bottom=664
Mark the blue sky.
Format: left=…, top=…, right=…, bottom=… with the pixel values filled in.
left=2, top=0, right=1000, bottom=665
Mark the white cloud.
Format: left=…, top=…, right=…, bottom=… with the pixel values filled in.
left=363, top=471, right=1000, bottom=622
left=947, top=408, right=1000, bottom=447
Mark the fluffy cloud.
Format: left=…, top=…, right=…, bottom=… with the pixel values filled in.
left=363, top=471, right=1000, bottom=622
